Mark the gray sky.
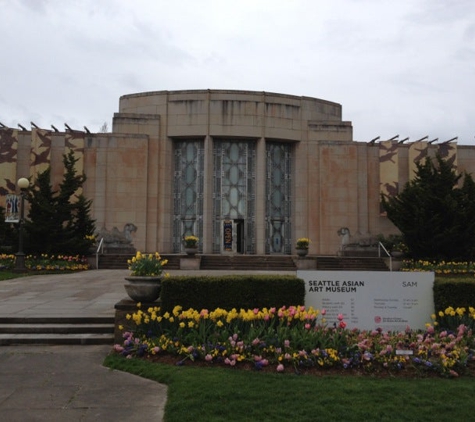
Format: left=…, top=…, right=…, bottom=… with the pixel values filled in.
left=1, top=0, right=474, bottom=144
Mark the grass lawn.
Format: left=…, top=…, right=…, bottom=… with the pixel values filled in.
left=0, top=271, right=28, bottom=280
left=0, top=270, right=61, bottom=281
left=104, top=353, right=475, bottom=422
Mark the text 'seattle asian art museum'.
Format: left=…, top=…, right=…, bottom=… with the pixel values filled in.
left=0, top=89, right=469, bottom=257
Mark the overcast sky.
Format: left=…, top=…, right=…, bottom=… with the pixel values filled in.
left=1, top=0, right=474, bottom=144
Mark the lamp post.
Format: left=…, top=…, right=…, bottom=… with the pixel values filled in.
left=14, top=177, right=29, bottom=272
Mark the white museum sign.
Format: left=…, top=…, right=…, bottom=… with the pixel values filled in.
left=298, top=270, right=435, bottom=331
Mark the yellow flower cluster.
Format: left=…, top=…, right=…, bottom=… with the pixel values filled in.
left=402, top=260, right=475, bottom=274
left=296, top=238, right=310, bottom=249
left=127, top=251, right=168, bottom=276
left=127, top=305, right=321, bottom=327
left=437, top=306, right=475, bottom=318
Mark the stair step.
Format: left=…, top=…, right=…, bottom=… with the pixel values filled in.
left=97, top=253, right=389, bottom=271
left=0, top=324, right=114, bottom=334
left=316, top=257, right=389, bottom=271
left=97, top=254, right=181, bottom=270
left=0, top=317, right=116, bottom=346
left=0, top=333, right=114, bottom=346
left=0, top=317, right=114, bottom=324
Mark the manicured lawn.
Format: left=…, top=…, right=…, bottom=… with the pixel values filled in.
left=0, top=270, right=64, bottom=280
left=104, top=353, right=475, bottom=422
left=0, top=271, right=26, bottom=280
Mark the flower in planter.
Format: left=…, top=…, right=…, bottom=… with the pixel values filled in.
left=183, top=235, right=199, bottom=248
left=296, top=238, right=310, bottom=249
left=127, top=251, right=168, bottom=277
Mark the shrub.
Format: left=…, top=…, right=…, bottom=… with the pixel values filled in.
left=160, top=275, right=305, bottom=312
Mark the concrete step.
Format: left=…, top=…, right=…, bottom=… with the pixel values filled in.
left=200, top=255, right=297, bottom=271
left=316, top=257, right=389, bottom=271
left=0, top=324, right=113, bottom=334
left=0, top=333, right=114, bottom=346
left=0, top=317, right=115, bottom=346
left=97, top=253, right=181, bottom=270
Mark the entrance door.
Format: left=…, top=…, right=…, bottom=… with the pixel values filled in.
left=235, top=219, right=245, bottom=254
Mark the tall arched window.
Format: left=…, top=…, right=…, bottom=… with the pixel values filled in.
left=173, top=140, right=204, bottom=252
left=266, top=142, right=292, bottom=254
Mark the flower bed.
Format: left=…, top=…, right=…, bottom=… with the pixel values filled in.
left=0, top=254, right=15, bottom=270
left=0, top=253, right=89, bottom=271
left=402, top=260, right=475, bottom=275
left=114, top=304, right=475, bottom=378
left=26, top=254, right=89, bottom=271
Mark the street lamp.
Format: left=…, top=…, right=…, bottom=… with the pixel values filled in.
left=14, top=177, right=29, bottom=272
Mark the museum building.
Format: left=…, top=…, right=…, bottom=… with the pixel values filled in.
left=0, top=89, right=469, bottom=255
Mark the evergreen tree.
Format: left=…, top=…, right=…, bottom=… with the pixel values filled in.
left=381, top=154, right=475, bottom=261
left=24, top=151, right=96, bottom=255
left=24, top=168, right=60, bottom=254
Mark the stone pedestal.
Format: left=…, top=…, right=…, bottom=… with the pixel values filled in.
left=383, top=257, right=403, bottom=271
left=294, top=257, right=317, bottom=270
left=87, top=255, right=96, bottom=269
left=180, top=256, right=201, bottom=270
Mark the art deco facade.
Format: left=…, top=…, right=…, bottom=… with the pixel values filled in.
left=1, top=90, right=470, bottom=255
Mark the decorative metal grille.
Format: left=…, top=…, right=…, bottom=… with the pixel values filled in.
left=266, top=142, right=292, bottom=254
left=213, top=140, right=256, bottom=253
left=172, top=140, right=204, bottom=252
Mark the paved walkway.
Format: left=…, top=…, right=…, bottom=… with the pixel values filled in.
left=0, top=269, right=295, bottom=421
left=0, top=270, right=167, bottom=421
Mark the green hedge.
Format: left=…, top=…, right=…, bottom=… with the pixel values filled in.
left=433, top=277, right=475, bottom=311
left=160, top=275, right=305, bottom=312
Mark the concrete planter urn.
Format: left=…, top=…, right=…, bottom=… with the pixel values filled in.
left=124, top=276, right=162, bottom=302
left=391, top=250, right=404, bottom=259
left=183, top=236, right=199, bottom=256
left=184, top=247, right=198, bottom=256
left=296, top=248, right=308, bottom=257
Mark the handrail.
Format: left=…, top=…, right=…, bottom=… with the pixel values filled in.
left=378, top=241, right=392, bottom=271
left=95, top=237, right=104, bottom=269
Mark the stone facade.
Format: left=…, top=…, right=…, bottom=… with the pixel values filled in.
left=0, top=89, right=467, bottom=255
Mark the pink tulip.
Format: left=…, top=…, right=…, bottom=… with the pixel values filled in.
left=277, top=364, right=285, bottom=372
